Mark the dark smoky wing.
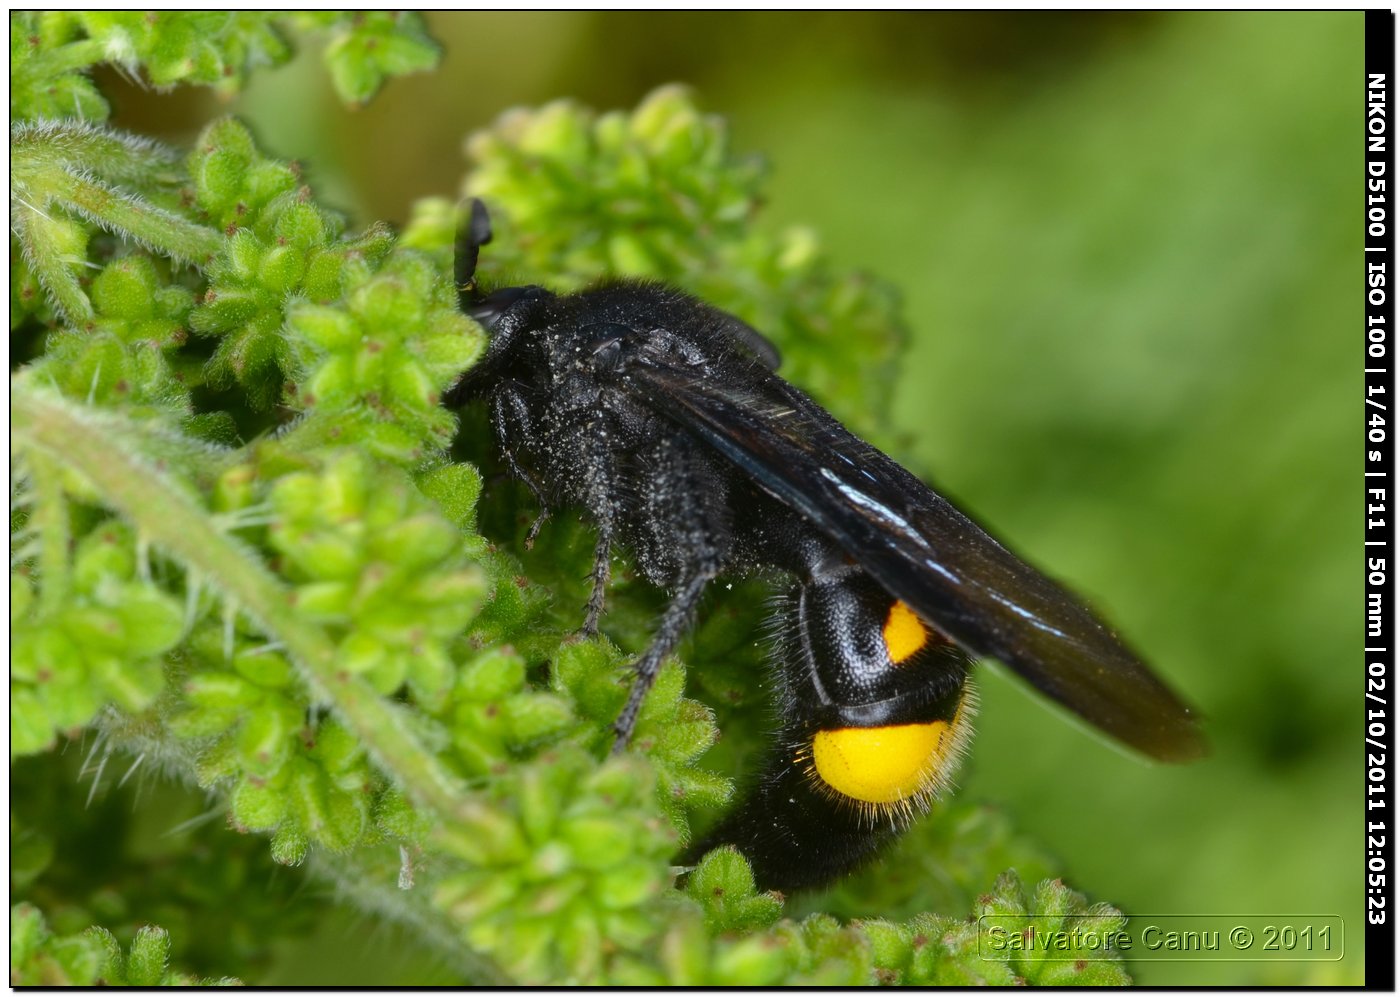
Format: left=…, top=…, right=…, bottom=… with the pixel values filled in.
left=626, top=355, right=1205, bottom=763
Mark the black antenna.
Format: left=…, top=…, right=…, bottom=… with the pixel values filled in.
left=455, top=198, right=493, bottom=309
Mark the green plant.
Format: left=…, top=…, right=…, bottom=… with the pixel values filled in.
left=9, top=11, right=1131, bottom=985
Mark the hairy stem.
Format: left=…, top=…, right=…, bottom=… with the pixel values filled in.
left=24, top=38, right=107, bottom=76
left=60, top=172, right=222, bottom=264
left=12, top=208, right=93, bottom=322
left=25, top=453, right=71, bottom=617
left=11, top=385, right=474, bottom=822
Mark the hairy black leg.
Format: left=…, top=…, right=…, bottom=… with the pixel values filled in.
left=524, top=508, right=551, bottom=549
left=491, top=386, right=551, bottom=545
left=610, top=571, right=714, bottom=753
left=574, top=415, right=622, bottom=635
left=608, top=433, right=731, bottom=750
left=579, top=527, right=613, bottom=636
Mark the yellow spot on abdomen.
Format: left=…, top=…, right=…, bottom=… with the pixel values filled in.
left=811, top=722, right=948, bottom=804
left=883, top=600, right=928, bottom=664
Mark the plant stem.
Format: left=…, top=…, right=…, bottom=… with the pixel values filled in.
left=11, top=385, right=474, bottom=822
left=22, top=39, right=107, bottom=78
left=26, top=453, right=71, bottom=617
left=12, top=209, right=94, bottom=323
left=61, top=172, right=222, bottom=264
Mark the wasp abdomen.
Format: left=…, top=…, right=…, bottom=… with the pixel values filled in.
left=789, top=573, right=974, bottom=818
left=687, top=570, right=977, bottom=891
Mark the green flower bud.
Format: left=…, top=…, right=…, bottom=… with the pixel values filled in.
left=109, top=585, right=183, bottom=656
left=258, top=244, right=306, bottom=295
left=194, top=735, right=240, bottom=787
left=190, top=118, right=296, bottom=230
left=226, top=230, right=266, bottom=279
left=301, top=250, right=346, bottom=303
left=44, top=933, right=107, bottom=986
left=320, top=12, right=439, bottom=106
left=523, top=842, right=574, bottom=884
left=289, top=303, right=359, bottom=352
left=321, top=455, right=369, bottom=522
left=519, top=100, right=592, bottom=161
left=560, top=815, right=636, bottom=872
left=274, top=201, right=330, bottom=249
left=304, top=354, right=355, bottom=406
left=436, top=800, right=530, bottom=866
left=557, top=909, right=603, bottom=981
left=374, top=789, right=427, bottom=842
left=685, top=847, right=782, bottom=933
left=501, top=692, right=573, bottom=746
left=628, top=85, right=697, bottom=146
left=591, top=860, right=662, bottom=911
left=711, top=933, right=792, bottom=986
left=434, top=869, right=516, bottom=924
left=859, top=918, right=911, bottom=974
left=8, top=706, right=51, bottom=769
left=10, top=903, right=49, bottom=969
left=660, top=765, right=732, bottom=817
left=657, top=915, right=711, bottom=985
left=459, top=646, right=526, bottom=700
left=185, top=672, right=261, bottom=712
left=287, top=762, right=365, bottom=852
left=338, top=631, right=386, bottom=675
left=291, top=580, right=352, bottom=619
left=310, top=720, right=364, bottom=773
left=90, top=257, right=158, bottom=321
left=270, top=825, right=308, bottom=867
left=385, top=354, right=436, bottom=408
left=292, top=531, right=365, bottom=581
left=416, top=463, right=482, bottom=530
left=196, top=150, right=249, bottom=210
left=234, top=701, right=294, bottom=775
left=89, top=654, right=163, bottom=713
left=405, top=643, right=453, bottom=705
left=364, top=651, right=408, bottom=695
left=231, top=776, right=286, bottom=831
left=373, top=513, right=457, bottom=569
left=232, top=649, right=295, bottom=689
left=10, top=632, right=44, bottom=684
left=417, top=320, right=484, bottom=379
left=62, top=606, right=124, bottom=652
left=267, top=473, right=322, bottom=523
left=39, top=669, right=104, bottom=732
left=125, top=925, right=170, bottom=986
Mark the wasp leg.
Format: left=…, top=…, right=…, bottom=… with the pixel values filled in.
left=575, top=414, right=623, bottom=636
left=491, top=386, right=552, bottom=546
left=610, top=571, right=714, bottom=753
left=522, top=509, right=551, bottom=549
left=608, top=432, right=729, bottom=750
left=579, top=528, right=612, bottom=637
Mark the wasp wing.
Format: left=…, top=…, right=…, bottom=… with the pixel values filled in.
left=628, top=355, right=1204, bottom=762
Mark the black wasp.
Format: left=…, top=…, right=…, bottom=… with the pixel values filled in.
left=448, top=200, right=1203, bottom=892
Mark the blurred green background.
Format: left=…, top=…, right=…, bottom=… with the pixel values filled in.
left=98, top=11, right=1361, bottom=986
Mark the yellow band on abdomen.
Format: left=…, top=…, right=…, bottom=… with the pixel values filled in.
left=882, top=599, right=929, bottom=664
left=811, top=721, right=948, bottom=804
